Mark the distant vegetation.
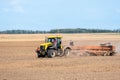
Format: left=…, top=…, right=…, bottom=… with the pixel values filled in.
left=0, top=30, right=47, bottom=34
left=49, top=28, right=117, bottom=33
left=0, top=28, right=120, bottom=34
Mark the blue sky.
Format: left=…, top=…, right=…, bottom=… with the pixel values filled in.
left=0, top=0, right=120, bottom=31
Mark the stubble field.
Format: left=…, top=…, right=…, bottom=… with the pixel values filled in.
left=0, top=33, right=120, bottom=80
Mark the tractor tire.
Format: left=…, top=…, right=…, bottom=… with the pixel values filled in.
left=47, top=50, right=56, bottom=58
left=64, top=49, right=70, bottom=56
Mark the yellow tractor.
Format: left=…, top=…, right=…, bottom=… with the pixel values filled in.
left=35, top=36, right=71, bottom=58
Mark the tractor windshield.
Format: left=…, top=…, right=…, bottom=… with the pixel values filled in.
left=47, top=38, right=55, bottom=43
left=47, top=38, right=61, bottom=43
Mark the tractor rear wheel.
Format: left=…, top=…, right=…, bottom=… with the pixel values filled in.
left=64, top=49, right=70, bottom=56
left=47, top=50, right=56, bottom=58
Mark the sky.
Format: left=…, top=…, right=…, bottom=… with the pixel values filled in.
left=0, top=0, right=120, bottom=31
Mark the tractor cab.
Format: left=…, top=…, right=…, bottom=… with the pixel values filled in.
left=46, top=36, right=62, bottom=49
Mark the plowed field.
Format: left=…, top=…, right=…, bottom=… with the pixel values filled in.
left=0, top=33, right=120, bottom=80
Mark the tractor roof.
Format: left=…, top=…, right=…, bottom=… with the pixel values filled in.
left=47, top=35, right=62, bottom=38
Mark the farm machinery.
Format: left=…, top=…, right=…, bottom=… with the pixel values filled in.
left=35, top=35, right=116, bottom=58
left=35, top=36, right=71, bottom=58
left=71, top=43, right=116, bottom=56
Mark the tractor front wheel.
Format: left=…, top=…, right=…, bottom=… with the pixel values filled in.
left=47, top=50, right=56, bottom=58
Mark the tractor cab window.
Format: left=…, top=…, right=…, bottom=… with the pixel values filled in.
left=47, top=38, right=56, bottom=43
left=57, top=38, right=61, bottom=48
left=57, top=38, right=61, bottom=44
left=47, top=38, right=57, bottom=47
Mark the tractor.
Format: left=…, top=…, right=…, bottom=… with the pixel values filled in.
left=35, top=36, right=71, bottom=58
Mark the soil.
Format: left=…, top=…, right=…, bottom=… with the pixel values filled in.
left=0, top=33, right=120, bottom=80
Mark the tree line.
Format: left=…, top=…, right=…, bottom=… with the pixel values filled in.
left=0, top=28, right=120, bottom=34
left=0, top=30, right=47, bottom=34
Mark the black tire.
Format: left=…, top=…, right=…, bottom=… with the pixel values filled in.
left=64, top=49, right=70, bottom=56
left=47, top=50, right=56, bottom=58
left=109, top=51, right=116, bottom=56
